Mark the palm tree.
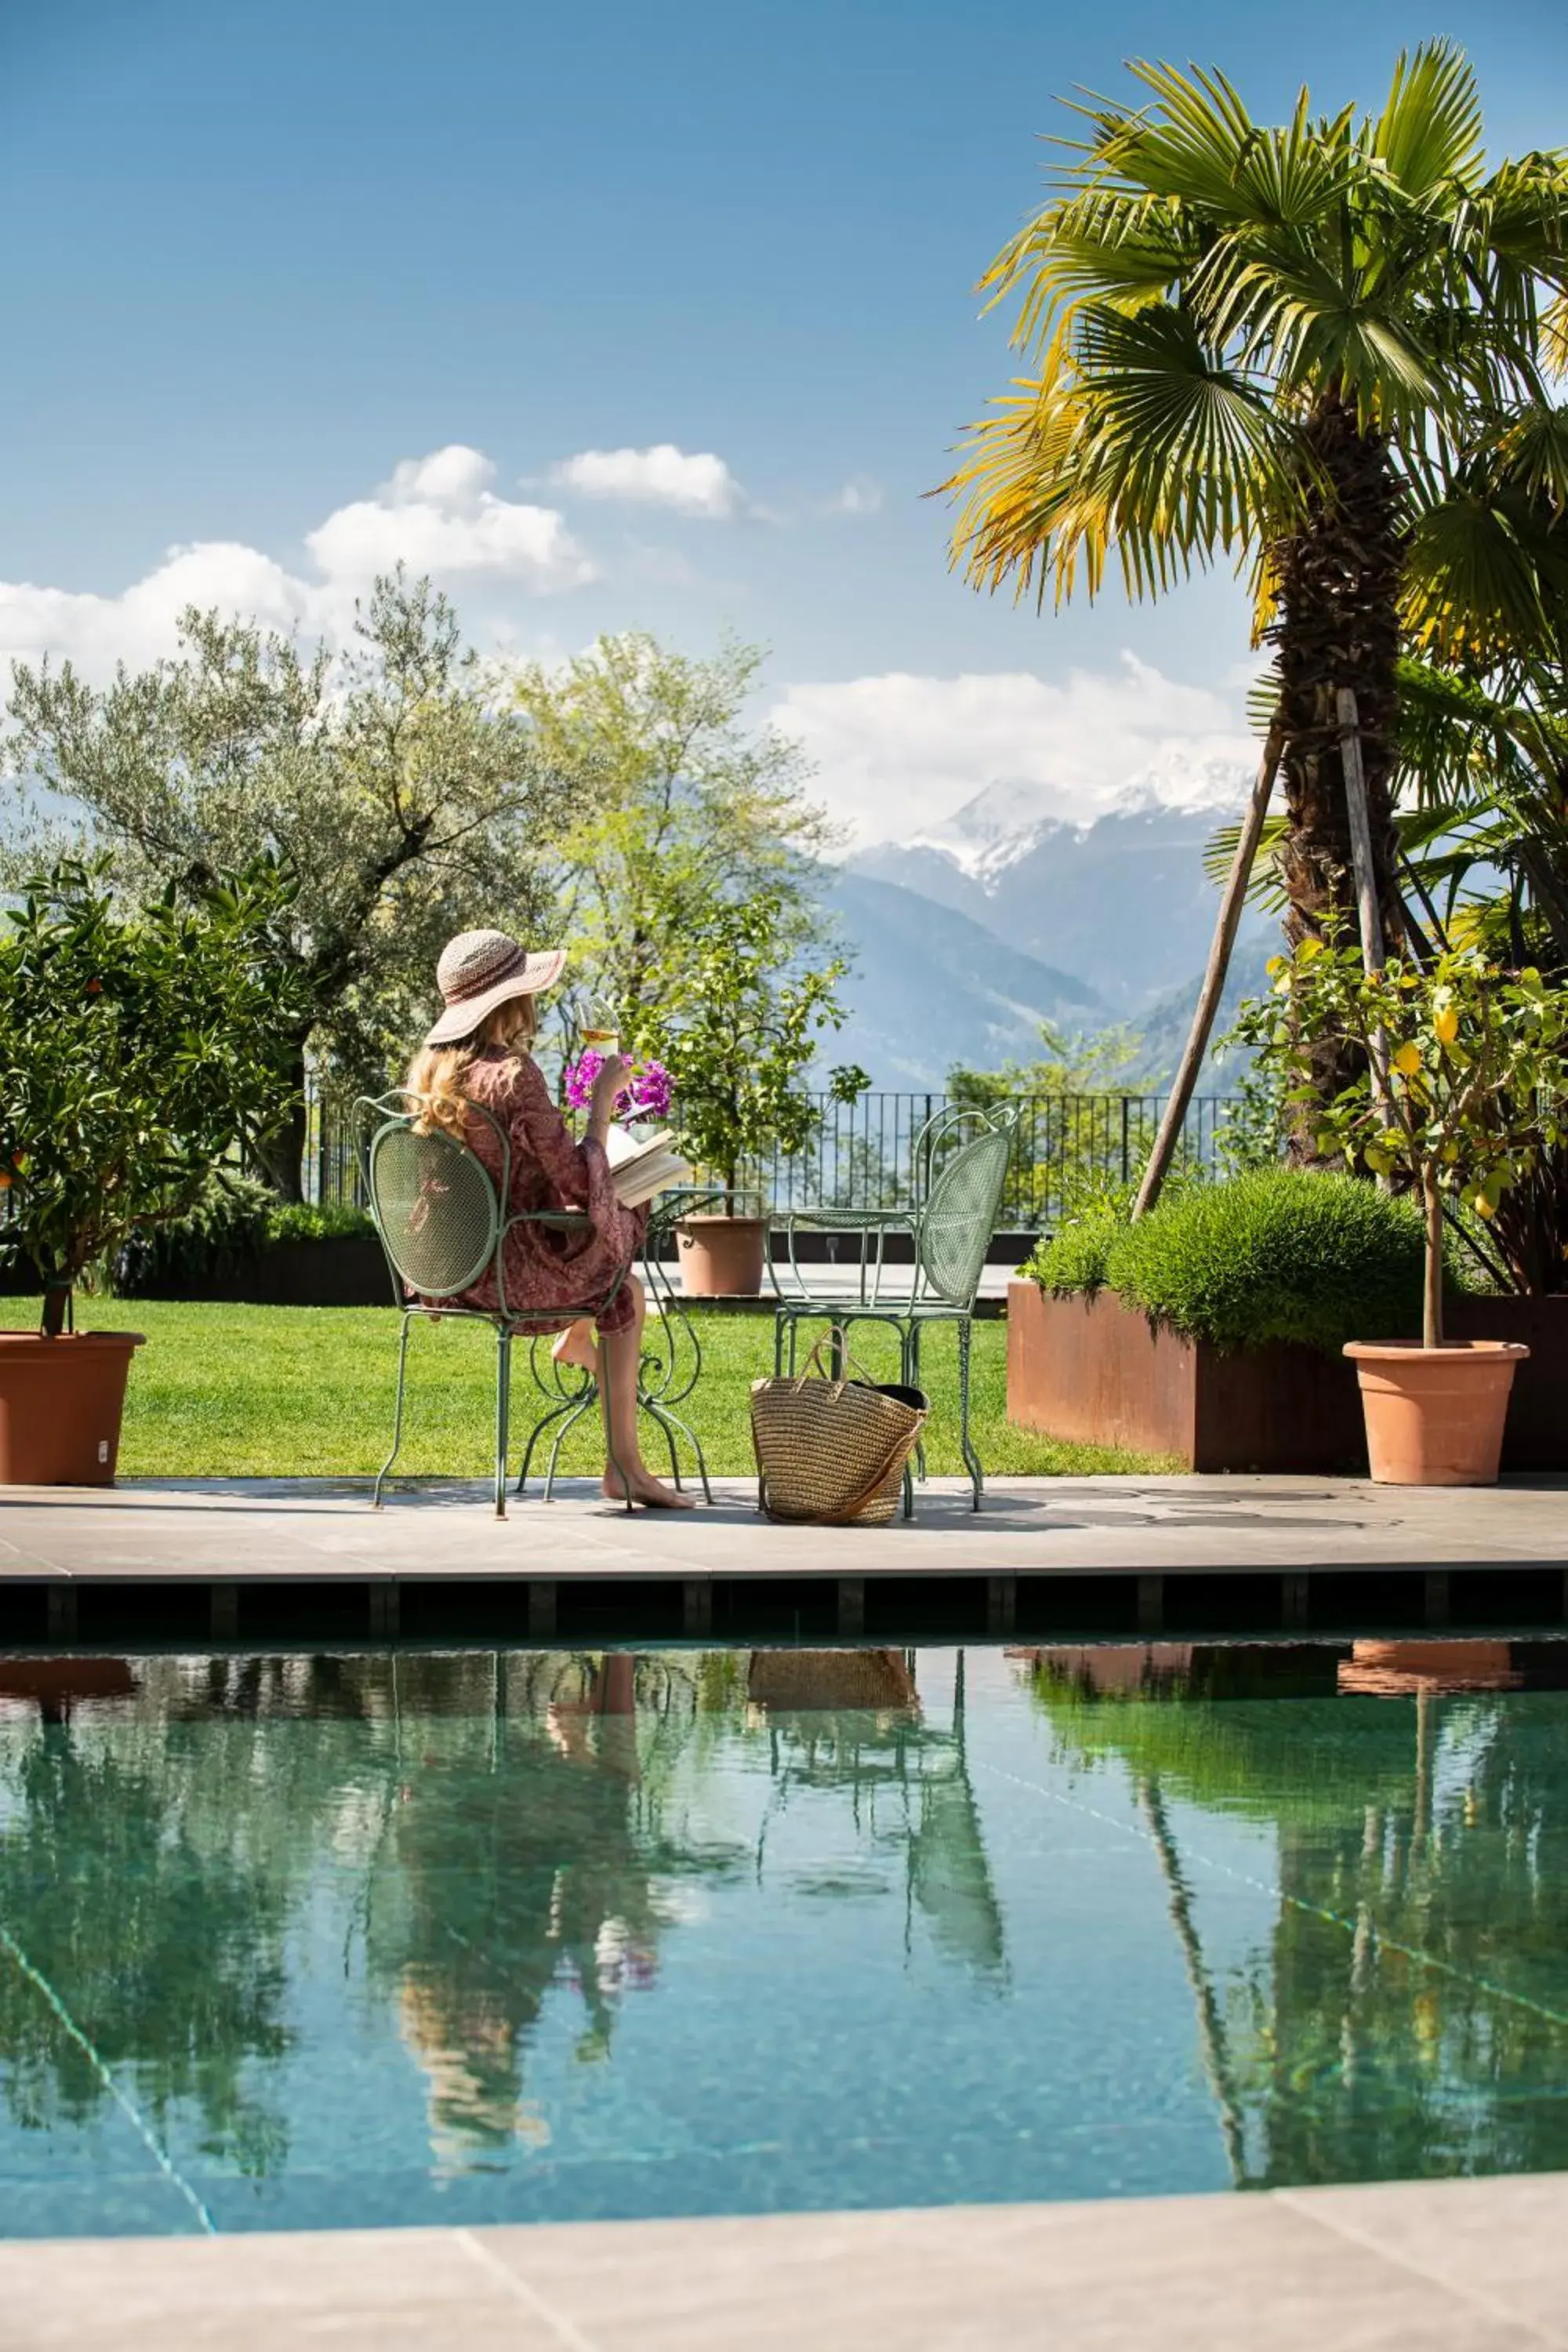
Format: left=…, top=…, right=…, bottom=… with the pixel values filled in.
left=945, top=46, right=1568, bottom=1020
left=1388, top=392, right=1568, bottom=1287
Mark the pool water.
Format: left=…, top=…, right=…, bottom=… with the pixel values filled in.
left=4, top=1638, right=1568, bottom=2237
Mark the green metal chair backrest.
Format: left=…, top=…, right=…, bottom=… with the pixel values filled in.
left=916, top=1110, right=1018, bottom=1308
left=358, top=1092, right=505, bottom=1301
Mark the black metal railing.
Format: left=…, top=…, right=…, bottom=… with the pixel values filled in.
left=302, top=1084, right=1241, bottom=1232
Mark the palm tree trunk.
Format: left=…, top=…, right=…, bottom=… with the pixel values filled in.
left=1271, top=385, right=1407, bottom=1155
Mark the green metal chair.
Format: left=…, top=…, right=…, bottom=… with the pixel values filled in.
left=769, top=1105, right=1020, bottom=1511
left=514, top=1183, right=717, bottom=1506
left=358, top=1091, right=636, bottom=1519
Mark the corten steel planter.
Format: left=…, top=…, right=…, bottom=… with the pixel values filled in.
left=675, top=1214, right=768, bottom=1299
left=0, top=1330, right=145, bottom=1485
left=1005, top=1279, right=1369, bottom=1473
left=1344, top=1339, right=1529, bottom=1486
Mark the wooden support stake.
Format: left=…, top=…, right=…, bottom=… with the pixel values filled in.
left=1133, top=717, right=1285, bottom=1219
left=1336, top=687, right=1395, bottom=1153
left=1336, top=687, right=1385, bottom=973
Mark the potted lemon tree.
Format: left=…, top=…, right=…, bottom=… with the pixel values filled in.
left=0, top=860, right=299, bottom=1483
left=1276, top=935, right=1568, bottom=1483
left=642, top=893, right=869, bottom=1297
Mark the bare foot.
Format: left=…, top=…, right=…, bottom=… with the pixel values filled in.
left=601, top=1468, right=696, bottom=1510
left=551, top=1319, right=598, bottom=1377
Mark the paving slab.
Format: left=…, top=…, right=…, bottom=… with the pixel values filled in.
left=3, top=2175, right=1568, bottom=2350
left=2, top=1473, right=1567, bottom=1584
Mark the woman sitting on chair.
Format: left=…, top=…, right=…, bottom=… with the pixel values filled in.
left=405, top=927, right=692, bottom=1510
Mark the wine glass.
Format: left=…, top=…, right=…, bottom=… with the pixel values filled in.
left=580, top=991, right=621, bottom=1059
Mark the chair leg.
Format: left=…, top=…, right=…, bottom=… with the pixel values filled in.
left=906, top=1323, right=927, bottom=1483
left=536, top=1386, right=599, bottom=1499
left=374, top=1312, right=415, bottom=1508
left=495, top=1328, right=512, bottom=1519
left=643, top=1396, right=714, bottom=1504
left=958, top=1316, right=982, bottom=1510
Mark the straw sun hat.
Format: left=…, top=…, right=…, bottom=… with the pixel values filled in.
left=423, top=928, right=568, bottom=1047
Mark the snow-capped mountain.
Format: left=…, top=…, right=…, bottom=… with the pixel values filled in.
left=851, top=764, right=1261, bottom=1014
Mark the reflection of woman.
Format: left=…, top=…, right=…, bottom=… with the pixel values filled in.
left=375, top=1660, right=665, bottom=2169
left=405, top=927, right=691, bottom=1508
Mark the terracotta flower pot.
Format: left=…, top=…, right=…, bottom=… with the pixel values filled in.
left=674, top=1214, right=768, bottom=1298
left=0, top=1330, right=146, bottom=1485
left=1343, top=1338, right=1530, bottom=1486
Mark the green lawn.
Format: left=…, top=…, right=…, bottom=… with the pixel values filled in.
left=5, top=1297, right=1171, bottom=1480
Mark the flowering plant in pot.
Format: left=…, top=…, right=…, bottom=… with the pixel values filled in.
left=0, top=859, right=301, bottom=1483
left=632, top=893, right=869, bottom=1296
left=1271, top=935, right=1568, bottom=1483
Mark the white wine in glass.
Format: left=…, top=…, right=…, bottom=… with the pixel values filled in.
left=581, top=992, right=620, bottom=1058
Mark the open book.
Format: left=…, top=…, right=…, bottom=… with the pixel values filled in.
left=604, top=1123, right=692, bottom=1210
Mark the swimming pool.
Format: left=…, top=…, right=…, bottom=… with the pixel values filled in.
left=2, top=1638, right=1567, bottom=2237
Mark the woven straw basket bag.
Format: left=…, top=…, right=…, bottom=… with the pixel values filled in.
left=750, top=1338, right=928, bottom=1526
left=746, top=1648, right=917, bottom=1711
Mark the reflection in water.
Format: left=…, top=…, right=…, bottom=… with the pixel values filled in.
left=0, top=1649, right=998, bottom=2210
left=5, top=1640, right=1568, bottom=2233
left=374, top=1652, right=724, bottom=2171
left=1022, top=1639, right=1568, bottom=2188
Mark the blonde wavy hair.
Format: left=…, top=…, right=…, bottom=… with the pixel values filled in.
left=405, top=995, right=538, bottom=1141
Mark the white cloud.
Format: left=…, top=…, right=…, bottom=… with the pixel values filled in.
left=771, top=654, right=1255, bottom=847
left=0, top=544, right=316, bottom=682
left=549, top=442, right=746, bottom=518
left=0, top=446, right=593, bottom=683
left=305, top=444, right=593, bottom=588
left=823, top=476, right=884, bottom=517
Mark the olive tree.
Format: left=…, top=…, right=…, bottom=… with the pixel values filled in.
left=5, top=571, right=579, bottom=1195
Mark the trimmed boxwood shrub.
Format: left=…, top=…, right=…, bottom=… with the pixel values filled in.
left=1032, top=1167, right=1428, bottom=1355
left=1022, top=1199, right=1123, bottom=1298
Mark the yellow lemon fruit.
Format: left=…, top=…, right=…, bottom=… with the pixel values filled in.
left=1434, top=1004, right=1459, bottom=1044
left=1475, top=1195, right=1497, bottom=1219
left=1392, top=1042, right=1422, bottom=1077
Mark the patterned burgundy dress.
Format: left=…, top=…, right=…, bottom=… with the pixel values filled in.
left=452, top=1048, right=646, bottom=1333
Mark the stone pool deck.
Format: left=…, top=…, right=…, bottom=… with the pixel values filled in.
left=8, top=2172, right=1568, bottom=2348
left=2, top=1472, right=1568, bottom=1642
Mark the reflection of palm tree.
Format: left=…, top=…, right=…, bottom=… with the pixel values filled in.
left=1138, top=1775, right=1247, bottom=2188
left=1028, top=1640, right=1568, bottom=2190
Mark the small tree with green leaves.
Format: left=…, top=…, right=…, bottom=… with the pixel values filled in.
left=510, top=633, right=837, bottom=1054
left=1261, top=937, right=1568, bottom=1346
left=637, top=891, right=869, bottom=1203
left=6, top=572, right=576, bottom=1195
left=0, top=859, right=303, bottom=1334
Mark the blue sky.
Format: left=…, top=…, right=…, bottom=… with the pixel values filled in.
left=3, top=0, right=1566, bottom=841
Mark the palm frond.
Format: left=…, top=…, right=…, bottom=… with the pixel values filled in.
left=1544, top=291, right=1568, bottom=376
left=1497, top=398, right=1568, bottom=512
left=1202, top=809, right=1292, bottom=910
left=942, top=304, right=1300, bottom=605
left=1370, top=42, right=1484, bottom=195
left=985, top=189, right=1200, bottom=350
left=1402, top=488, right=1554, bottom=660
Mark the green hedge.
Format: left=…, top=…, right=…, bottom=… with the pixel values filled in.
left=1027, top=1167, right=1427, bottom=1354
left=115, top=1174, right=375, bottom=1295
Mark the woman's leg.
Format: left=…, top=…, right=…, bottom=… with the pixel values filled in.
left=597, top=1276, right=694, bottom=1508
